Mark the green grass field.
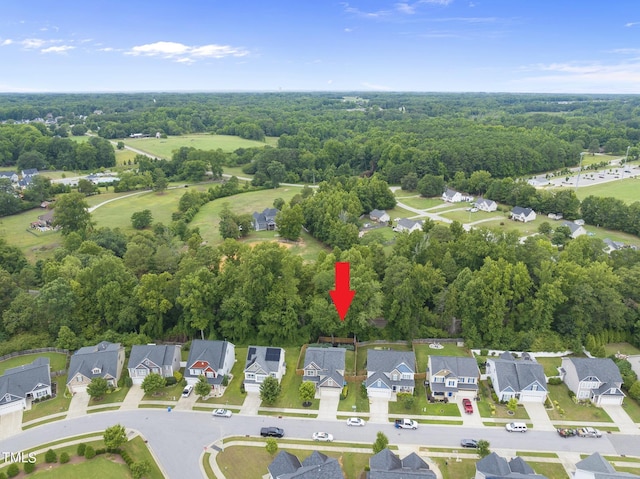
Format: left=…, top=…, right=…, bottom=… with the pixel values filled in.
left=574, top=177, right=640, bottom=204
left=413, top=343, right=471, bottom=373
left=122, top=134, right=278, bottom=159
left=394, top=196, right=444, bottom=210
left=0, top=352, right=67, bottom=375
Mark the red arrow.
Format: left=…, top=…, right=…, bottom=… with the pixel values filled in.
left=329, top=262, right=355, bottom=321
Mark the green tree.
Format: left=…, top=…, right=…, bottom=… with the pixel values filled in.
left=56, top=325, right=79, bottom=351
left=130, top=461, right=151, bottom=479
left=417, top=174, right=445, bottom=197
left=77, top=178, right=98, bottom=196
left=116, top=141, right=124, bottom=150
left=153, top=168, right=168, bottom=193
left=477, top=439, right=491, bottom=458
left=177, top=267, right=217, bottom=340
left=141, top=373, right=166, bottom=395
left=103, top=424, right=128, bottom=450
left=507, top=397, right=518, bottom=413
left=299, top=381, right=316, bottom=406
left=373, top=432, right=389, bottom=454
left=401, top=172, right=418, bottom=191
left=131, top=209, right=153, bottom=229
left=275, top=204, right=303, bottom=241
left=265, top=438, right=278, bottom=456
left=52, top=192, right=94, bottom=236
left=629, top=381, right=640, bottom=401
left=260, top=376, right=282, bottom=405
left=195, top=375, right=211, bottom=398
left=266, top=161, right=286, bottom=187
left=538, top=222, right=552, bottom=235
left=87, top=377, right=108, bottom=401
left=135, top=272, right=174, bottom=338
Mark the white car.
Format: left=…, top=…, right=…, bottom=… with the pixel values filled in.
left=181, top=385, right=194, bottom=398
left=312, top=432, right=333, bottom=442
left=346, top=417, right=366, bottom=427
left=212, top=408, right=232, bottom=418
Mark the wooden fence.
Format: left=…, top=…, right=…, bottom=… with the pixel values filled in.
left=0, top=347, right=69, bottom=363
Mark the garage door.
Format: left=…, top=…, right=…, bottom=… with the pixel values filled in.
left=367, top=388, right=392, bottom=400
left=598, top=396, right=623, bottom=406
left=519, top=393, right=544, bottom=403
left=320, top=388, right=341, bottom=399
left=72, top=386, right=87, bottom=393
left=0, top=401, right=24, bottom=416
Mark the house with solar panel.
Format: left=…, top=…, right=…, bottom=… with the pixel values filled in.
left=243, top=346, right=286, bottom=392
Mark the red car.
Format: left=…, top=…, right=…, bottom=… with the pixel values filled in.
left=462, top=398, right=473, bottom=414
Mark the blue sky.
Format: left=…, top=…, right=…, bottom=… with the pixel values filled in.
left=1, top=0, right=639, bottom=93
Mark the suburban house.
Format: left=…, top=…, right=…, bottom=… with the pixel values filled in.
left=560, top=221, right=587, bottom=238
left=67, top=341, right=126, bottom=394
left=547, top=213, right=563, bottom=220
left=302, top=347, right=345, bottom=392
left=365, top=350, right=416, bottom=399
left=252, top=208, right=278, bottom=231
left=510, top=206, right=537, bottom=223
left=21, top=168, right=39, bottom=177
left=603, top=238, right=626, bottom=254
left=474, top=198, right=498, bottom=212
left=0, top=171, right=19, bottom=183
left=475, top=452, right=548, bottom=479
left=369, top=209, right=390, bottom=223
left=427, top=356, right=480, bottom=399
left=243, top=346, right=286, bottom=392
left=561, top=357, right=625, bottom=406
left=268, top=450, right=344, bottom=479
left=442, top=188, right=473, bottom=203
left=18, top=176, right=33, bottom=189
left=184, top=340, right=236, bottom=393
left=393, top=218, right=423, bottom=233
left=486, top=352, right=548, bottom=403
left=127, top=344, right=182, bottom=385
left=0, top=358, right=51, bottom=416
left=574, top=452, right=640, bottom=479
left=369, top=448, right=436, bottom=479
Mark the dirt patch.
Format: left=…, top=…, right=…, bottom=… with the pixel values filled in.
left=244, top=239, right=305, bottom=249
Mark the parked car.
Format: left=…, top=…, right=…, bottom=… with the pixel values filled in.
left=557, top=428, right=577, bottom=438
left=460, top=439, right=478, bottom=448
left=395, top=419, right=418, bottom=429
left=578, top=427, right=602, bottom=438
left=505, top=422, right=527, bottom=433
left=181, top=385, right=194, bottom=398
left=462, top=398, right=473, bottom=414
left=312, top=432, right=334, bottom=442
left=346, top=417, right=366, bottom=427
left=212, top=408, right=232, bottom=418
left=260, top=427, right=284, bottom=438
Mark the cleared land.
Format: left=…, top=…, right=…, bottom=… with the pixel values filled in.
left=574, top=177, right=640, bottom=203
left=123, top=134, right=278, bottom=159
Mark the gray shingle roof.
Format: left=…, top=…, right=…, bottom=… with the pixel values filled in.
left=271, top=451, right=345, bottom=479
left=268, top=451, right=301, bottom=478
left=128, top=344, right=179, bottom=371
left=561, top=221, right=582, bottom=234
left=67, top=341, right=122, bottom=385
left=567, top=358, right=623, bottom=385
left=511, top=206, right=534, bottom=216
left=396, top=218, right=423, bottom=230
left=303, top=347, right=345, bottom=387
left=0, top=358, right=50, bottom=405
left=184, top=340, right=232, bottom=385
left=491, top=359, right=547, bottom=394
left=476, top=453, right=548, bottom=478
left=369, top=449, right=436, bottom=478
left=370, top=209, right=387, bottom=219
left=365, top=350, right=416, bottom=389
left=429, top=356, right=479, bottom=378
left=443, top=188, right=458, bottom=199
left=476, top=198, right=496, bottom=208
left=576, top=452, right=640, bottom=478
left=244, top=346, right=283, bottom=375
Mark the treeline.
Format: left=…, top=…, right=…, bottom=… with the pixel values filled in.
left=0, top=124, right=115, bottom=170
left=1, top=188, right=640, bottom=354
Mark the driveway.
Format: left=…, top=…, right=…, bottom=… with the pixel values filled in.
left=522, top=401, right=556, bottom=431
left=317, top=389, right=340, bottom=420
left=0, top=410, right=23, bottom=439
left=239, top=391, right=261, bottom=415
left=627, top=355, right=640, bottom=380
left=119, top=384, right=145, bottom=411
left=368, top=397, right=389, bottom=424
left=66, top=390, right=90, bottom=419
left=458, top=397, right=483, bottom=427
left=173, top=389, right=198, bottom=411
left=601, top=404, right=638, bottom=434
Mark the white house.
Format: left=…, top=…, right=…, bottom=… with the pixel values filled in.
left=560, top=221, right=587, bottom=239
left=442, top=188, right=473, bottom=203
left=393, top=218, right=423, bottom=233
left=561, top=357, right=625, bottom=406
left=486, top=352, right=547, bottom=403
left=510, top=206, right=537, bottom=223
left=184, top=340, right=236, bottom=393
left=243, top=346, right=286, bottom=392
left=474, top=198, right=497, bottom=212
left=369, top=209, right=390, bottom=223
left=427, top=356, right=480, bottom=399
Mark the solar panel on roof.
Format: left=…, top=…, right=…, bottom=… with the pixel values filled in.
left=265, top=348, right=281, bottom=362
left=248, top=347, right=256, bottom=358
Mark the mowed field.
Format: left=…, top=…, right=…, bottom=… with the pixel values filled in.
left=573, top=177, right=640, bottom=203
left=122, top=134, right=278, bottom=159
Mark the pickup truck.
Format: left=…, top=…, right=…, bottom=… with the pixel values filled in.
left=394, top=419, right=418, bottom=429
left=577, top=427, right=602, bottom=438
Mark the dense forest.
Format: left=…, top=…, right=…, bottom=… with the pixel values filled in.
left=1, top=92, right=640, bottom=356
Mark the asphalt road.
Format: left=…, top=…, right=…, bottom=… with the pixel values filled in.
left=1, top=410, right=638, bottom=479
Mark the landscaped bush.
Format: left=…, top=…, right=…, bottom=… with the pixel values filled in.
left=44, top=449, right=57, bottom=463
left=360, top=382, right=368, bottom=399
left=173, top=371, right=183, bottom=382
left=240, top=383, right=246, bottom=394
left=6, top=464, right=19, bottom=478
left=120, top=451, right=133, bottom=466
left=60, top=452, right=70, bottom=464
left=568, top=390, right=576, bottom=399
left=548, top=377, right=562, bottom=385
left=165, top=376, right=177, bottom=386
left=23, top=462, right=35, bottom=474
left=480, top=349, right=489, bottom=357
left=0, top=471, right=7, bottom=479
left=221, top=375, right=229, bottom=387
left=84, top=446, right=96, bottom=459
left=340, top=385, right=348, bottom=400
left=77, top=443, right=86, bottom=456
left=95, top=448, right=106, bottom=455
left=124, top=377, right=133, bottom=387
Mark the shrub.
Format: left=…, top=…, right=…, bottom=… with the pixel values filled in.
left=548, top=377, right=562, bottom=385
left=95, top=448, right=106, bottom=455
left=340, top=386, right=348, bottom=400
left=120, top=451, right=133, bottom=466
left=77, top=443, right=86, bottom=456
left=173, top=371, right=183, bottom=382
left=60, top=452, right=70, bottom=464
left=360, top=382, right=368, bottom=399
left=0, top=471, right=7, bottom=479
left=240, top=383, right=246, bottom=394
left=222, top=375, right=229, bottom=387
left=480, top=349, right=489, bottom=357
left=124, top=377, right=133, bottom=387
left=84, top=445, right=96, bottom=459
left=568, top=390, right=576, bottom=399
left=23, top=462, right=35, bottom=474
left=6, top=464, right=19, bottom=478
left=45, top=449, right=57, bottom=463
left=491, top=392, right=499, bottom=403
left=165, top=376, right=177, bottom=386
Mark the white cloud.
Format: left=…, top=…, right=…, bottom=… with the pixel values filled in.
left=342, top=3, right=391, bottom=18
left=41, top=45, right=75, bottom=54
left=125, top=41, right=248, bottom=62
left=362, top=81, right=392, bottom=91
left=21, top=38, right=47, bottom=49
left=1, top=39, right=13, bottom=46
left=396, top=3, right=416, bottom=14
left=625, top=22, right=639, bottom=27
left=98, top=47, right=114, bottom=52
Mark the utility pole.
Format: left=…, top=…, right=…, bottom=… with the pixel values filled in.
left=621, top=146, right=630, bottom=180
left=575, top=152, right=585, bottom=193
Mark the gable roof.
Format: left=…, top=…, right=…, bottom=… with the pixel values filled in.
left=566, top=358, right=623, bottom=385
left=370, top=209, right=387, bottom=218
left=244, top=346, right=283, bottom=375
left=429, top=356, right=479, bottom=378
left=268, top=451, right=302, bottom=478
left=396, top=218, right=423, bottom=230
left=443, top=188, right=459, bottom=199
left=22, top=168, right=39, bottom=176
left=575, top=453, right=640, bottom=478
left=253, top=208, right=279, bottom=227
left=476, top=453, right=548, bottom=478
left=367, top=350, right=415, bottom=375
left=490, top=358, right=546, bottom=393
left=0, top=358, right=51, bottom=405
left=511, top=206, right=535, bottom=217
left=303, top=347, right=345, bottom=387
left=185, top=340, right=233, bottom=385
left=369, top=449, right=436, bottom=478
left=128, top=344, right=180, bottom=370
left=271, top=451, right=345, bottom=479
left=67, top=341, right=122, bottom=384
left=560, top=221, right=583, bottom=234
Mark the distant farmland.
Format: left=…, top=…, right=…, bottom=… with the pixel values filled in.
left=123, top=134, right=278, bottom=158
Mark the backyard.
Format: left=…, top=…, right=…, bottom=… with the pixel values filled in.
left=0, top=352, right=67, bottom=375
left=413, top=342, right=471, bottom=373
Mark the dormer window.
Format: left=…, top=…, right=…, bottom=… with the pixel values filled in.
left=92, top=367, right=101, bottom=374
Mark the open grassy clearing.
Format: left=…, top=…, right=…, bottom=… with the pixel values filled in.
left=604, top=342, right=640, bottom=356
left=577, top=225, right=640, bottom=248
left=216, top=445, right=369, bottom=479
left=0, top=209, right=63, bottom=262
left=440, top=208, right=504, bottom=224
left=574, top=176, right=640, bottom=204
left=115, top=148, right=138, bottom=165
left=222, top=165, right=253, bottom=178
left=546, top=383, right=613, bottom=422
left=393, top=195, right=442, bottom=210
left=122, top=134, right=278, bottom=159
left=0, top=352, right=67, bottom=375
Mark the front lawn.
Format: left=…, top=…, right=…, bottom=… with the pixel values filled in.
left=337, top=382, right=370, bottom=413
left=621, top=397, right=640, bottom=424
left=197, top=346, right=249, bottom=406
left=432, top=457, right=476, bottom=479
left=476, top=381, right=530, bottom=420
left=0, top=352, right=68, bottom=375
left=142, top=383, right=184, bottom=402
left=28, top=456, right=131, bottom=478
left=528, top=461, right=570, bottom=478
left=23, top=376, right=72, bottom=423
left=546, top=384, right=612, bottom=422
left=89, top=386, right=130, bottom=406
left=265, top=347, right=320, bottom=409
left=388, top=387, right=429, bottom=416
